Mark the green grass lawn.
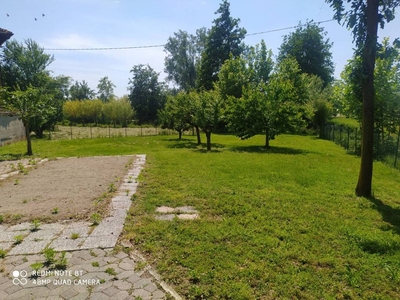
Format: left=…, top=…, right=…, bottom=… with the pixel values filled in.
left=1, top=134, right=400, bottom=299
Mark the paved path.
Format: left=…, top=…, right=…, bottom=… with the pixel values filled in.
left=0, top=155, right=182, bottom=300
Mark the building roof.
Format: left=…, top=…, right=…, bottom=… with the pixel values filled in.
left=0, top=28, right=13, bottom=47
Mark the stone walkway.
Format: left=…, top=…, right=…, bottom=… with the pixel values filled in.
left=0, top=155, right=182, bottom=300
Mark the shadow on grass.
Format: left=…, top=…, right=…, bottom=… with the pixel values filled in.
left=166, top=139, right=225, bottom=153
left=368, top=197, right=400, bottom=236
left=229, top=145, right=313, bottom=155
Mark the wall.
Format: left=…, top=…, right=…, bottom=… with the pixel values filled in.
left=0, top=115, right=25, bottom=147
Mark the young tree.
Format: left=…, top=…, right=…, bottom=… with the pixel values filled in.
left=159, top=93, right=192, bottom=139
left=69, top=80, right=95, bottom=100
left=326, top=0, right=400, bottom=197
left=226, top=58, right=310, bottom=147
left=194, top=90, right=222, bottom=150
left=97, top=76, right=115, bottom=103
left=1, top=86, right=54, bottom=155
left=128, top=64, right=166, bottom=125
left=278, top=22, right=334, bottom=86
left=0, top=39, right=63, bottom=140
left=197, top=0, right=247, bottom=90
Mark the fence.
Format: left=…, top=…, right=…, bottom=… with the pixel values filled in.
left=42, top=125, right=180, bottom=140
left=322, top=123, right=400, bottom=170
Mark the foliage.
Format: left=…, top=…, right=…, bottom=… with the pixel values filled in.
left=69, top=80, right=95, bottom=100
left=197, top=0, right=247, bottom=90
left=278, top=22, right=334, bottom=86
left=164, top=30, right=200, bottom=92
left=97, top=76, right=115, bottom=103
left=0, top=39, right=66, bottom=140
left=193, top=90, right=223, bottom=150
left=225, top=57, right=310, bottom=147
left=128, top=64, right=166, bottom=124
left=158, top=92, right=192, bottom=139
left=103, top=98, right=135, bottom=127
left=1, top=86, right=55, bottom=155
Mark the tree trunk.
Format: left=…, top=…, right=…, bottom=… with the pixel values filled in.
left=23, top=120, right=33, bottom=156
left=195, top=125, right=201, bottom=144
left=178, top=130, right=182, bottom=140
left=355, top=0, right=379, bottom=198
left=265, top=129, right=270, bottom=148
left=206, top=131, right=211, bottom=151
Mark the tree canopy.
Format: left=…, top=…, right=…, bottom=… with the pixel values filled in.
left=197, top=0, right=247, bottom=90
left=278, top=22, right=334, bottom=86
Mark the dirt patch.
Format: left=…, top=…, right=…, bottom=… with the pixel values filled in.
left=0, top=155, right=135, bottom=224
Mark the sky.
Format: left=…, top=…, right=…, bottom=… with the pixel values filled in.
left=1, top=0, right=400, bottom=98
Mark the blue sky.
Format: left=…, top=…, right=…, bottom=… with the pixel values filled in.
left=2, top=0, right=400, bottom=97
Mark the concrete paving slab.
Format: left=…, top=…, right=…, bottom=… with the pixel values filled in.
left=0, top=232, right=22, bottom=243
left=8, top=240, right=50, bottom=255
left=24, top=229, right=61, bottom=241
left=6, top=223, right=31, bottom=232
left=58, top=222, right=91, bottom=238
left=156, top=206, right=175, bottom=213
left=155, top=214, right=176, bottom=221
left=48, top=237, right=85, bottom=251
left=80, top=235, right=119, bottom=249
left=177, top=214, right=199, bottom=220
left=175, top=206, right=198, bottom=214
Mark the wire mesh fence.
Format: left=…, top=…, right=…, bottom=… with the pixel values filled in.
left=322, top=123, right=400, bottom=170
left=44, top=125, right=178, bottom=140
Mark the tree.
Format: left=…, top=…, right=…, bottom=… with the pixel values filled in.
left=326, top=0, right=400, bottom=197
left=197, top=0, right=247, bottom=90
left=194, top=90, right=222, bottom=150
left=159, top=93, right=192, bottom=139
left=225, top=58, right=310, bottom=147
left=69, top=80, right=95, bottom=100
left=0, top=39, right=63, bottom=141
left=278, top=22, right=334, bottom=86
left=1, top=86, right=54, bottom=155
left=216, top=40, right=274, bottom=100
left=97, top=76, right=115, bottom=103
left=164, top=30, right=198, bottom=92
left=128, top=64, right=165, bottom=124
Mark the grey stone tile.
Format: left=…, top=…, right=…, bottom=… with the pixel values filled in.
left=6, top=223, right=31, bottom=232
left=177, top=213, right=199, bottom=220
left=80, top=235, right=118, bottom=249
left=48, top=237, right=85, bottom=251
left=155, top=214, right=176, bottom=221
left=8, top=240, right=49, bottom=255
left=25, top=229, right=60, bottom=241
left=0, top=231, right=22, bottom=242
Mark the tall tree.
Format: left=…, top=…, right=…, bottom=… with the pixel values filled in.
left=326, top=0, right=400, bottom=197
left=164, top=30, right=198, bottom=92
left=97, top=76, right=115, bottom=103
left=197, top=0, right=247, bottom=90
left=278, top=22, right=334, bottom=86
left=128, top=64, right=165, bottom=124
left=69, top=80, right=95, bottom=100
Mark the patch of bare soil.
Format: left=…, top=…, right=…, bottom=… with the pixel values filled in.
left=0, top=156, right=135, bottom=224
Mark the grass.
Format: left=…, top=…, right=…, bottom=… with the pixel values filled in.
left=1, top=134, right=400, bottom=298
left=330, top=116, right=360, bottom=129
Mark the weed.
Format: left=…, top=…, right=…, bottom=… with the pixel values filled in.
left=92, top=261, right=100, bottom=267
left=105, top=267, right=116, bottom=276
left=51, top=207, right=59, bottom=214
left=17, top=162, right=28, bottom=175
left=99, top=279, right=105, bottom=284
left=22, top=256, right=28, bottom=263
left=70, top=233, right=80, bottom=240
left=22, top=199, right=27, bottom=204
left=126, top=189, right=129, bottom=196
left=30, top=262, right=43, bottom=273
left=0, top=249, right=7, bottom=258
left=12, top=214, right=22, bottom=221
left=42, top=247, right=56, bottom=266
left=14, top=179, right=19, bottom=185
left=127, top=175, right=133, bottom=183
left=89, top=250, right=97, bottom=257
left=134, top=297, right=144, bottom=300
left=30, top=219, right=41, bottom=231
left=14, top=235, right=24, bottom=245
left=0, top=215, right=3, bottom=224
left=10, top=163, right=16, bottom=172
left=90, top=213, right=101, bottom=225
left=54, top=252, right=68, bottom=270
left=134, top=261, right=147, bottom=272
left=108, top=183, right=117, bottom=193
left=28, top=159, right=37, bottom=166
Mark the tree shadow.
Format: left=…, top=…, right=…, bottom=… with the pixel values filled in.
left=368, top=197, right=400, bottom=236
left=166, top=139, right=225, bottom=152
left=229, top=145, right=313, bottom=155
